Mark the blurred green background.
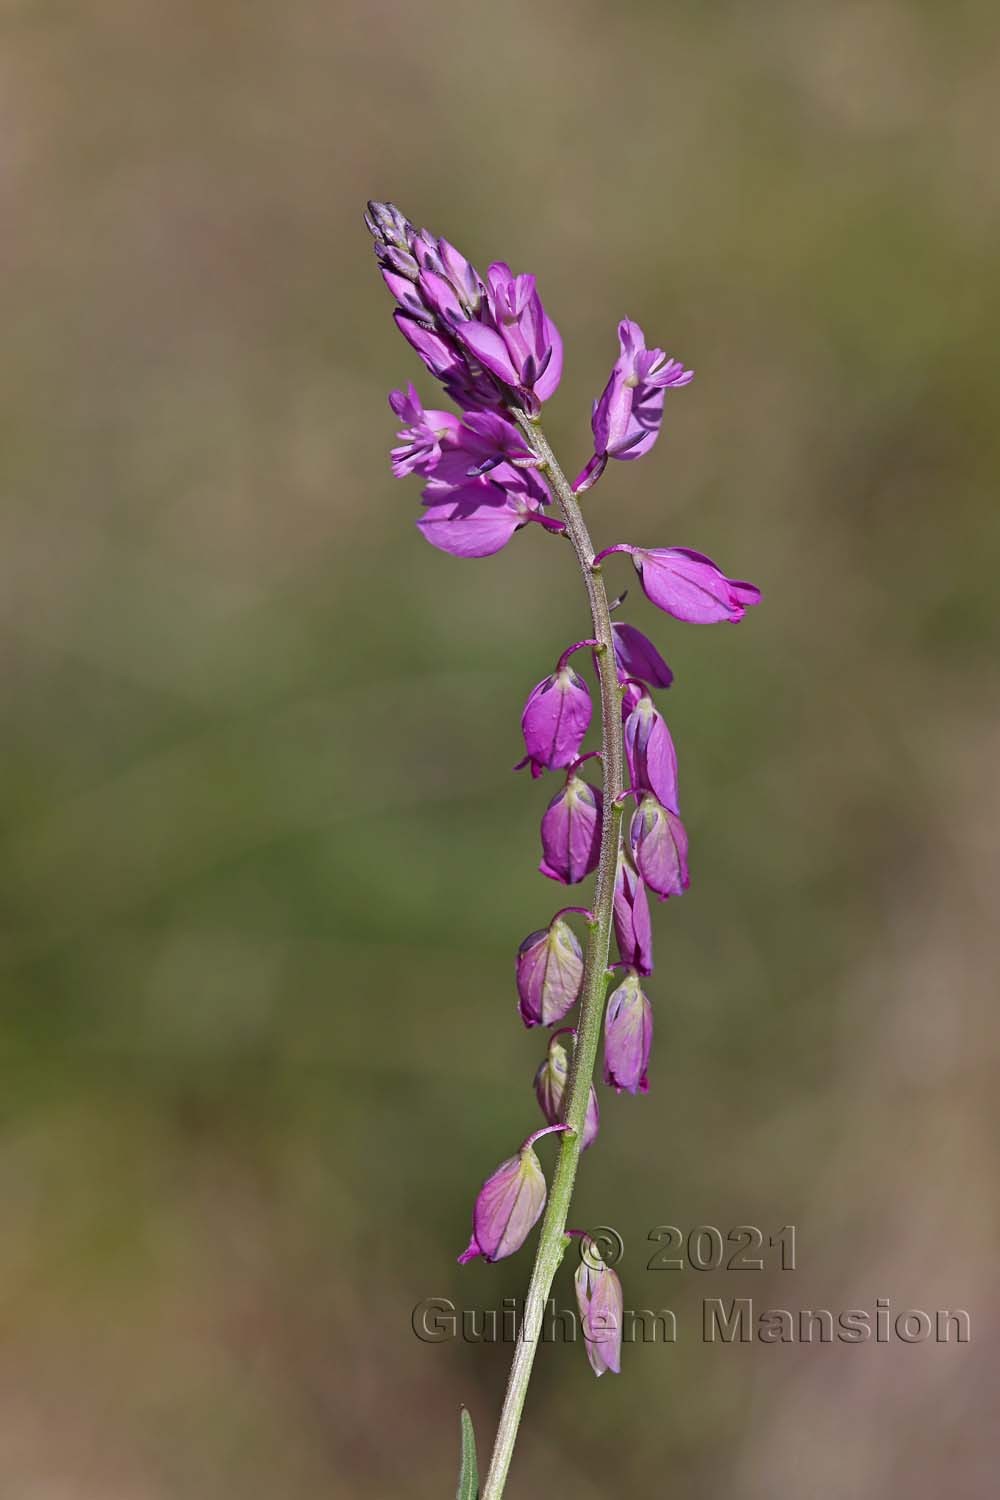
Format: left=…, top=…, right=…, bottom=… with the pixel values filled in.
left=2, top=2, right=998, bottom=1496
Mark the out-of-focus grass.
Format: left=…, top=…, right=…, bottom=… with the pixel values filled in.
left=1, top=2, right=998, bottom=1496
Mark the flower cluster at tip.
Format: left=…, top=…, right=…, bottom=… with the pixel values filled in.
left=366, top=202, right=761, bottom=1378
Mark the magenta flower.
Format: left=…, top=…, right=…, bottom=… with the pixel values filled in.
left=517, top=666, right=592, bottom=779
left=516, top=917, right=585, bottom=1028
left=611, top=622, right=674, bottom=690
left=604, top=970, right=653, bottom=1095
left=624, top=694, right=679, bottom=812
left=539, top=773, right=603, bottom=885
left=431, top=410, right=537, bottom=483
left=455, top=262, right=563, bottom=412
left=575, top=1246, right=624, bottom=1376
left=632, top=547, right=761, bottom=624
left=458, top=1125, right=566, bottom=1265
left=534, top=1034, right=599, bottom=1150
left=416, top=456, right=556, bottom=558
left=629, top=794, right=689, bottom=900
left=388, top=385, right=462, bottom=478
left=574, top=319, right=692, bottom=491
left=613, top=860, right=653, bottom=976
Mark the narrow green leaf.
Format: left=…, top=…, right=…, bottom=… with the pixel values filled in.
left=456, top=1406, right=479, bottom=1500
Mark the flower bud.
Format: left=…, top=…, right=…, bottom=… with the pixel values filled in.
left=611, top=622, right=673, bottom=689
left=539, top=774, right=603, bottom=885
left=629, top=794, right=689, bottom=900
left=457, top=1129, right=563, bottom=1264
left=575, top=1245, right=624, bottom=1376
left=516, top=917, right=584, bottom=1027
left=613, top=860, right=653, bottom=975
left=534, top=1035, right=599, bottom=1149
left=518, top=667, right=592, bottom=778
left=624, top=694, right=679, bottom=812
left=603, top=970, right=653, bottom=1095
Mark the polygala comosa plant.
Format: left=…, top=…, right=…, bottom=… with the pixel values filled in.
left=365, top=200, right=761, bottom=1500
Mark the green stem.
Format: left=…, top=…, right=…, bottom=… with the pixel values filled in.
left=480, top=415, right=625, bottom=1500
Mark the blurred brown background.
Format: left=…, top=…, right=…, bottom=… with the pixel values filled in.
left=2, top=2, right=998, bottom=1496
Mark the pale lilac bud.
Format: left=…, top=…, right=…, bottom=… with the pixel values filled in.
left=457, top=1126, right=565, bottom=1265
left=603, top=970, right=653, bottom=1095
left=613, top=860, right=653, bottom=976
left=624, top=694, right=679, bottom=812
left=539, top=774, right=603, bottom=885
left=516, top=917, right=584, bottom=1028
left=611, top=622, right=673, bottom=689
left=629, top=794, right=689, bottom=900
left=518, top=667, right=592, bottom=778
left=575, top=1245, right=624, bottom=1375
left=534, top=1034, right=600, bottom=1149
left=633, top=547, right=761, bottom=624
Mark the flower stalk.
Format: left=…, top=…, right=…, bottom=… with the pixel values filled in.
left=364, top=199, right=760, bottom=1500
left=479, top=412, right=625, bottom=1500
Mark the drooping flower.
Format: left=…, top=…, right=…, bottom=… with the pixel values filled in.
left=574, top=319, right=693, bottom=490
left=632, top=547, right=761, bottom=624
left=629, top=794, right=689, bottom=900
left=613, top=859, right=653, bottom=976
left=610, top=622, right=673, bottom=689
left=539, top=774, right=603, bottom=885
left=455, top=262, right=563, bottom=412
left=624, top=694, right=680, bottom=812
left=574, top=1243, right=624, bottom=1376
left=458, top=1126, right=565, bottom=1264
left=534, top=1034, right=600, bottom=1149
left=603, top=970, right=653, bottom=1095
left=516, top=917, right=585, bottom=1028
left=517, top=666, right=592, bottom=778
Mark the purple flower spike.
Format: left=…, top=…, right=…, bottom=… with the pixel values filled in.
left=455, top=262, right=563, bottom=411
left=633, top=547, right=761, bottom=624
left=629, top=794, right=689, bottom=900
left=534, top=1034, right=599, bottom=1150
left=610, top=622, right=673, bottom=689
left=624, top=695, right=680, bottom=813
left=516, top=917, right=585, bottom=1028
left=518, top=666, right=593, bottom=779
left=603, top=970, right=653, bottom=1095
left=539, top=774, right=603, bottom=885
left=575, top=1245, right=624, bottom=1376
left=458, top=1126, right=566, bottom=1265
left=613, top=860, right=653, bottom=976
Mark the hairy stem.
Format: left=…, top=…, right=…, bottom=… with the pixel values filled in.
left=480, top=415, right=624, bottom=1500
